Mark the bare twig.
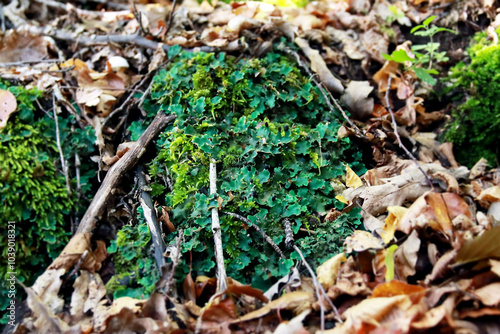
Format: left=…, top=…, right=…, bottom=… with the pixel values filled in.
left=103, top=72, right=151, bottom=125
left=77, top=112, right=176, bottom=235
left=385, top=76, right=433, bottom=188
left=210, top=160, right=227, bottom=294
left=224, top=212, right=286, bottom=259
left=163, top=230, right=184, bottom=294
left=293, top=245, right=343, bottom=328
left=165, top=0, right=178, bottom=35
left=137, top=165, right=166, bottom=271
left=0, top=59, right=60, bottom=68
left=52, top=95, right=71, bottom=194
left=42, top=27, right=216, bottom=53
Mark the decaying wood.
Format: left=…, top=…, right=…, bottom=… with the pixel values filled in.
left=77, top=112, right=175, bottom=235
left=137, top=165, right=166, bottom=271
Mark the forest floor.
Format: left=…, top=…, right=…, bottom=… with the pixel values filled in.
left=1, top=0, right=500, bottom=333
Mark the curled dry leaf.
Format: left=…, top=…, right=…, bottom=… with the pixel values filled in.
left=393, top=230, right=420, bottom=280
left=295, top=37, right=344, bottom=93
left=70, top=271, right=106, bottom=317
left=316, top=252, right=346, bottom=289
left=0, top=89, right=17, bottom=129
left=455, top=225, right=500, bottom=264
left=232, top=291, right=314, bottom=323
left=345, top=230, right=385, bottom=253
left=49, top=233, right=107, bottom=272
left=340, top=81, right=374, bottom=120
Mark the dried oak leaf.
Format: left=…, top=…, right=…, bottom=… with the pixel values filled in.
left=0, top=30, right=50, bottom=63
left=340, top=81, right=374, bottom=120
left=0, top=89, right=17, bottom=129
left=295, top=37, right=344, bottom=93
left=49, top=233, right=107, bottom=272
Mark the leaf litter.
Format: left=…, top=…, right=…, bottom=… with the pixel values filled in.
left=2, top=0, right=500, bottom=333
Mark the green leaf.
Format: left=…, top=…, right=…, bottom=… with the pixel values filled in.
left=382, top=50, right=414, bottom=64
left=422, top=15, right=437, bottom=27
left=256, top=169, right=271, bottom=184
left=413, top=67, right=437, bottom=85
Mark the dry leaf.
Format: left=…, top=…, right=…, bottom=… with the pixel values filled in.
left=393, top=230, right=420, bottom=280
left=455, top=225, right=500, bottom=264
left=0, top=89, right=17, bottom=129
left=232, top=291, right=314, bottom=323
left=340, top=81, right=374, bottom=120
left=316, top=253, right=346, bottom=289
left=345, top=230, right=384, bottom=253
left=295, top=37, right=344, bottom=93
left=473, top=283, right=500, bottom=306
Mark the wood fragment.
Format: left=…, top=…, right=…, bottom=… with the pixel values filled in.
left=210, top=160, right=227, bottom=294
left=77, top=112, right=175, bottom=235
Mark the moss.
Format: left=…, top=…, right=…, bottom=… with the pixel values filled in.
left=445, top=29, right=500, bottom=166
left=134, top=46, right=365, bottom=290
left=0, top=85, right=73, bottom=312
left=0, top=82, right=98, bottom=315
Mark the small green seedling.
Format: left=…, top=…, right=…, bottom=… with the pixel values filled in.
left=383, top=16, right=456, bottom=85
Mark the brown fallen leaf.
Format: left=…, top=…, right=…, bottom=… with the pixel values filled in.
left=49, top=233, right=107, bottom=272
left=0, top=89, right=17, bottom=129
left=344, top=230, right=384, bottom=253
left=232, top=291, right=314, bottom=323
left=295, top=37, right=344, bottom=93
left=316, top=253, right=346, bottom=289
left=393, top=230, right=420, bottom=280
left=455, top=225, right=500, bottom=264
left=473, top=282, right=500, bottom=306
left=340, top=81, right=374, bottom=120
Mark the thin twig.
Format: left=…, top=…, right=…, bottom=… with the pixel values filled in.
left=165, top=0, right=178, bottom=35
left=42, top=27, right=216, bottom=53
left=385, top=76, right=433, bottom=188
left=0, top=59, right=60, bottom=68
left=224, top=212, right=286, bottom=259
left=163, top=230, right=183, bottom=294
left=293, top=245, right=343, bottom=328
left=52, top=95, right=71, bottom=195
left=209, top=159, right=227, bottom=294
left=103, top=73, right=151, bottom=125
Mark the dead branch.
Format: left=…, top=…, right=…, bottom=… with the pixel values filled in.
left=42, top=27, right=215, bottom=53
left=77, top=112, right=176, bottom=235
left=224, top=212, right=286, bottom=259
left=137, top=164, right=166, bottom=271
left=210, top=160, right=227, bottom=294
left=52, top=94, right=71, bottom=194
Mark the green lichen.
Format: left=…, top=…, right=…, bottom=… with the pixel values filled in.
left=106, top=209, right=159, bottom=299
left=136, top=46, right=364, bottom=290
left=445, top=29, right=500, bottom=166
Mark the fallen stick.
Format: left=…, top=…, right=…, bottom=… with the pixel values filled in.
left=78, top=112, right=176, bottom=235
left=209, top=160, right=227, bottom=294
left=32, top=111, right=175, bottom=306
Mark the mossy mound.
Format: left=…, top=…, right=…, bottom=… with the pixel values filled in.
left=129, top=46, right=365, bottom=290
left=445, top=30, right=500, bottom=167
